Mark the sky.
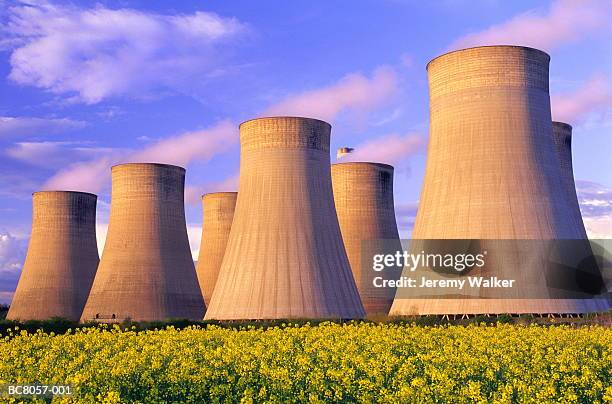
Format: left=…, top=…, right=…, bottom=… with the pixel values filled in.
left=1, top=0, right=611, bottom=304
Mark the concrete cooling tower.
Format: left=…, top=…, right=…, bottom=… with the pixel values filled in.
left=551, top=122, right=610, bottom=307
left=195, top=192, right=237, bottom=307
left=551, top=122, right=588, bottom=239
left=81, top=163, right=204, bottom=322
left=390, top=46, right=606, bottom=316
left=205, top=117, right=365, bottom=320
left=7, top=191, right=99, bottom=321
left=331, top=162, right=402, bottom=316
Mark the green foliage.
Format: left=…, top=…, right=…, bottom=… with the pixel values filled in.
left=0, top=305, right=8, bottom=320
left=470, top=315, right=496, bottom=325
left=496, top=314, right=514, bottom=324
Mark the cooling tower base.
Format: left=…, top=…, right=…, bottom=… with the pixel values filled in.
left=389, top=298, right=611, bottom=316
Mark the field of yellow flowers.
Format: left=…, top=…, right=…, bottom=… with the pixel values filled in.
left=0, top=323, right=610, bottom=402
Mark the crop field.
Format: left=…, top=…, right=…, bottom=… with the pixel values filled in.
left=0, top=323, right=610, bottom=403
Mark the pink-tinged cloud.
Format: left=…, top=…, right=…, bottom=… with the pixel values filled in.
left=6, top=141, right=115, bottom=169
left=42, top=154, right=123, bottom=193
left=130, top=121, right=237, bottom=167
left=3, top=1, right=247, bottom=103
left=265, top=66, right=398, bottom=122
left=576, top=180, right=612, bottom=238
left=451, top=0, right=611, bottom=51
left=551, top=76, right=612, bottom=123
left=0, top=116, right=86, bottom=139
left=338, top=133, right=426, bottom=165
left=185, top=173, right=239, bottom=205
left=44, top=121, right=237, bottom=193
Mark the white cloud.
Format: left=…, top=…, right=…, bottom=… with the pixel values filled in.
left=451, top=0, right=611, bottom=51
left=184, top=173, right=239, bottom=205
left=577, top=180, right=612, bottom=238
left=6, top=141, right=115, bottom=168
left=337, top=132, right=426, bottom=165
left=186, top=224, right=202, bottom=261
left=551, top=75, right=612, bottom=124
left=265, top=66, right=398, bottom=122
left=95, top=222, right=108, bottom=257
left=44, top=120, right=237, bottom=193
left=0, top=231, right=28, bottom=303
left=0, top=116, right=86, bottom=138
left=42, top=153, right=122, bottom=193
left=0, top=231, right=27, bottom=274
left=2, top=1, right=247, bottom=103
left=129, top=121, right=236, bottom=166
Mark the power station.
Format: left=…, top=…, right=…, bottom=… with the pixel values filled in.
left=205, top=117, right=365, bottom=320
left=331, top=162, right=402, bottom=315
left=7, top=191, right=99, bottom=321
left=7, top=46, right=609, bottom=321
left=80, top=163, right=205, bottom=322
left=195, top=192, right=237, bottom=307
left=389, top=45, right=607, bottom=316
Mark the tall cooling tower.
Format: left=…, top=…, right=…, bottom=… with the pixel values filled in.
left=195, top=192, right=237, bottom=306
left=331, top=162, right=402, bottom=316
left=7, top=191, right=99, bottom=321
left=81, top=163, right=204, bottom=322
left=390, top=46, right=603, bottom=316
left=205, top=117, right=365, bottom=320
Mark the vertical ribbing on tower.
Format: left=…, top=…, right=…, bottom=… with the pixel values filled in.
left=205, top=117, right=365, bottom=320
left=8, top=191, right=99, bottom=321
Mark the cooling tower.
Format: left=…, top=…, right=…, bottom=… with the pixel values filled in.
left=7, top=191, right=99, bottom=321
left=331, top=162, right=402, bottom=315
left=390, top=46, right=606, bottom=316
left=551, top=122, right=610, bottom=307
left=195, top=192, right=237, bottom=306
left=81, top=163, right=204, bottom=322
left=205, top=117, right=365, bottom=320
left=551, top=122, right=588, bottom=239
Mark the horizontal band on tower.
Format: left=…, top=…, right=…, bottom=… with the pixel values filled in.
left=239, top=116, right=331, bottom=152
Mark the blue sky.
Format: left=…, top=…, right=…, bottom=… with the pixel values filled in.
left=1, top=0, right=611, bottom=303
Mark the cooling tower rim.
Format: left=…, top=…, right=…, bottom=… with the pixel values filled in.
left=332, top=161, right=394, bottom=171
left=202, top=191, right=238, bottom=199
left=110, top=162, right=186, bottom=172
left=426, top=45, right=550, bottom=71
left=32, top=190, right=97, bottom=198
left=239, top=116, right=331, bottom=129
left=552, top=121, right=573, bottom=131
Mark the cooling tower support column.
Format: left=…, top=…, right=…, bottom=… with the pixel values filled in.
left=81, top=163, right=204, bottom=322
left=8, top=191, right=99, bottom=321
left=196, top=192, right=237, bottom=307
left=331, top=162, right=402, bottom=316
left=390, top=46, right=603, bottom=316
left=205, top=117, right=365, bottom=320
